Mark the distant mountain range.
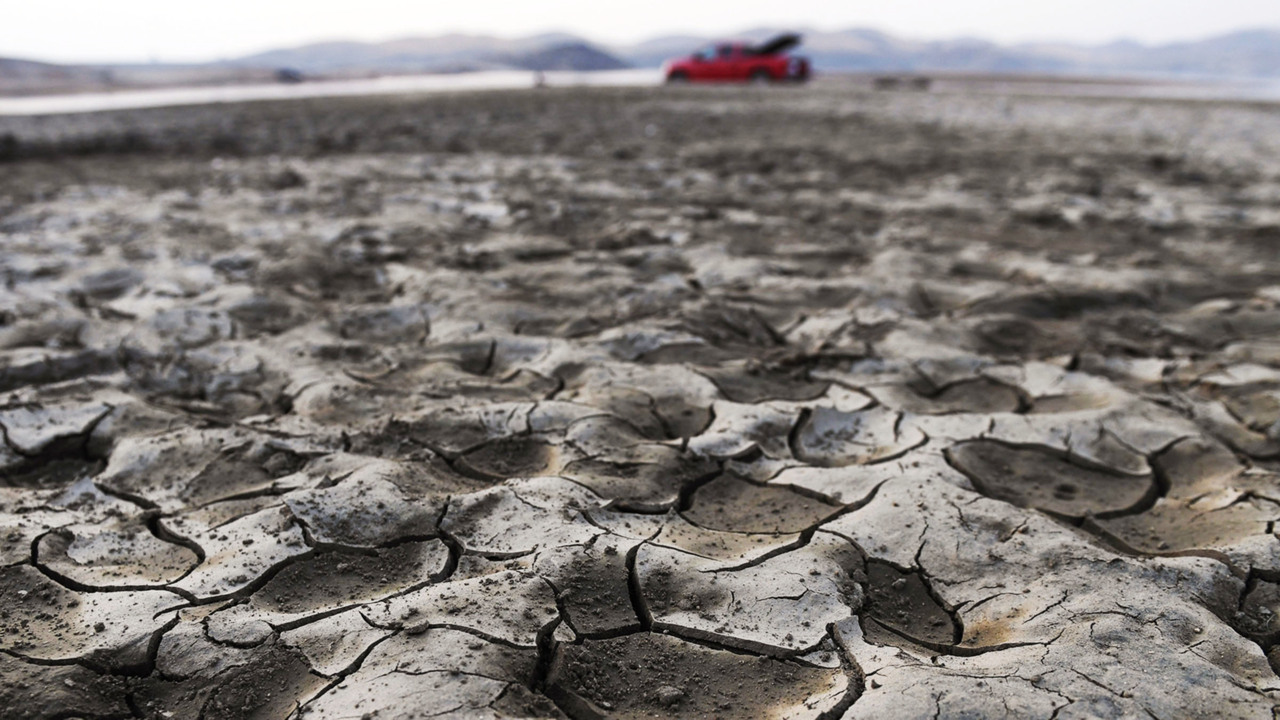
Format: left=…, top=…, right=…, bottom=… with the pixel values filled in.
left=0, top=56, right=280, bottom=96
left=230, top=34, right=628, bottom=74
left=4, top=27, right=1280, bottom=96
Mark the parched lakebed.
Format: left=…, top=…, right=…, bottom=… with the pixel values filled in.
left=2, top=83, right=1280, bottom=718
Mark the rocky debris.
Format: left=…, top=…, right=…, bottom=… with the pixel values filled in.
left=3, top=84, right=1280, bottom=718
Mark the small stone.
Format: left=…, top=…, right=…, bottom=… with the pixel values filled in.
left=656, top=685, right=684, bottom=706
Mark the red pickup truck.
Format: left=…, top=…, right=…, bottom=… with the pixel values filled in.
left=663, top=33, right=810, bottom=84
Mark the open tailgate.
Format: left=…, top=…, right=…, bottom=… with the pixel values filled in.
left=752, top=33, right=801, bottom=56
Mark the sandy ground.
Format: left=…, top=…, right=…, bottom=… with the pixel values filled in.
left=2, top=83, right=1280, bottom=718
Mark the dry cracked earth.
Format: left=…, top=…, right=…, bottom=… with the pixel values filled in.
left=2, top=84, right=1280, bottom=718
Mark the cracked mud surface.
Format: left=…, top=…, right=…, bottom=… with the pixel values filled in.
left=2, top=84, right=1280, bottom=717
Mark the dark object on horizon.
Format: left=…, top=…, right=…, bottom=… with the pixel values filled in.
left=663, top=33, right=810, bottom=84
left=275, top=68, right=304, bottom=83
left=873, top=75, right=932, bottom=91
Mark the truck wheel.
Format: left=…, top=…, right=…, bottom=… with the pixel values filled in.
left=666, top=71, right=689, bottom=84
left=749, top=69, right=771, bottom=85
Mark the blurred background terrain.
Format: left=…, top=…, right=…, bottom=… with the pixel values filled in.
left=5, top=26, right=1280, bottom=97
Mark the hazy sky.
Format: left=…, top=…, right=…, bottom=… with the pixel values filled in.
left=6, top=0, right=1280, bottom=64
